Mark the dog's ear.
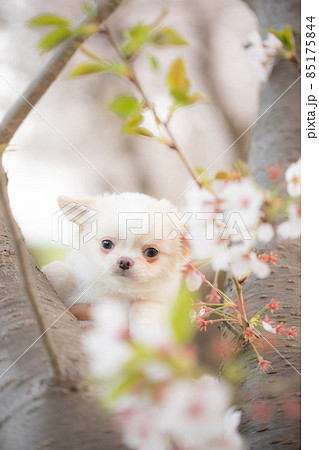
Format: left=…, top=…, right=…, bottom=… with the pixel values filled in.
left=57, top=195, right=95, bottom=225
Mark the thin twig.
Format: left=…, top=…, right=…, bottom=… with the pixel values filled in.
left=0, top=158, right=63, bottom=379
left=102, top=27, right=202, bottom=188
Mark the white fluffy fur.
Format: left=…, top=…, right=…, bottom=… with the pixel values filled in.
left=43, top=192, right=189, bottom=334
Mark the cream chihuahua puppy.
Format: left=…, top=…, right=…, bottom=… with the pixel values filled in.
left=43, top=192, right=189, bottom=337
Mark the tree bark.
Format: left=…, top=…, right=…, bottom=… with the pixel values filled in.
left=0, top=1, right=127, bottom=448
left=226, top=1, right=301, bottom=448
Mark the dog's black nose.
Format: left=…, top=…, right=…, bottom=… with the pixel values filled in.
left=118, top=257, right=134, bottom=271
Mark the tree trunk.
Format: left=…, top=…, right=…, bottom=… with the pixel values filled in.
left=226, top=1, right=301, bottom=448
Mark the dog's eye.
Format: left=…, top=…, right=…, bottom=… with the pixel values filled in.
left=144, top=247, right=158, bottom=258
left=101, top=240, right=114, bottom=250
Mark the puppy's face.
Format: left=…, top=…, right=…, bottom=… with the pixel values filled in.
left=58, top=193, right=190, bottom=296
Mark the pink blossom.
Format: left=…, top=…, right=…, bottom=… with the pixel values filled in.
left=258, top=356, right=273, bottom=374
left=267, top=299, right=280, bottom=312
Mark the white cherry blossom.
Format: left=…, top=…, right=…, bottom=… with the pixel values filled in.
left=83, top=300, right=132, bottom=378
left=221, top=178, right=264, bottom=229
left=245, top=31, right=283, bottom=82
left=285, top=159, right=301, bottom=197
left=277, top=203, right=301, bottom=239
left=256, top=222, right=275, bottom=243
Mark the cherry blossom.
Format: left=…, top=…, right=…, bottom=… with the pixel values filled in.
left=83, top=300, right=132, bottom=378
left=205, top=287, right=221, bottom=304
left=268, top=299, right=280, bottom=312
left=277, top=203, right=301, bottom=239
left=262, top=320, right=277, bottom=334
left=221, top=177, right=264, bottom=229
left=285, top=159, right=301, bottom=197
left=256, top=222, right=274, bottom=243
left=267, top=165, right=283, bottom=180
left=245, top=31, right=283, bottom=82
left=258, top=251, right=278, bottom=265
left=154, top=376, right=243, bottom=450
left=229, top=241, right=270, bottom=279
left=182, top=263, right=204, bottom=292
left=258, top=356, right=273, bottom=374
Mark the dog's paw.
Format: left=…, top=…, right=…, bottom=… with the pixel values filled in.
left=42, top=261, right=75, bottom=300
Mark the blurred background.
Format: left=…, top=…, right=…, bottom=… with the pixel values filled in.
left=0, top=0, right=260, bottom=265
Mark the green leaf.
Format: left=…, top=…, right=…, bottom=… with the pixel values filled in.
left=122, top=23, right=153, bottom=57
left=80, top=46, right=103, bottom=61
left=74, top=23, right=99, bottom=39
left=151, top=27, right=187, bottom=46
left=69, top=61, right=131, bottom=78
left=39, top=28, right=71, bottom=52
left=135, top=127, right=154, bottom=137
left=69, top=62, right=108, bottom=76
left=108, top=62, right=132, bottom=78
left=269, top=25, right=295, bottom=52
left=122, top=113, right=143, bottom=134
left=28, top=14, right=70, bottom=28
left=233, top=159, right=249, bottom=177
left=149, top=55, right=160, bottom=71
left=109, top=95, right=140, bottom=118
left=283, top=24, right=295, bottom=52
left=195, top=166, right=213, bottom=191
left=171, top=283, right=195, bottom=344
left=167, top=58, right=199, bottom=106
left=168, top=58, right=189, bottom=95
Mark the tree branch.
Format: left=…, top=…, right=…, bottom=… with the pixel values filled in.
left=0, top=0, right=124, bottom=148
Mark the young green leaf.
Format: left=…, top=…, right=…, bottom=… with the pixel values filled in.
left=149, top=55, right=160, bottom=71
left=68, top=62, right=109, bottom=77
left=69, top=61, right=131, bottom=78
left=74, top=23, right=100, bottom=39
left=151, top=28, right=187, bottom=46
left=233, top=159, right=249, bottom=177
left=122, top=23, right=153, bottom=57
left=39, top=28, right=71, bottom=52
left=171, top=283, right=195, bottom=344
left=167, top=58, right=192, bottom=105
left=28, top=14, right=70, bottom=28
left=122, top=114, right=144, bottom=134
left=168, top=58, right=189, bottom=94
left=269, top=25, right=295, bottom=53
left=80, top=46, right=104, bottom=61
left=283, top=24, right=296, bottom=52
left=135, top=127, right=154, bottom=138
left=109, top=95, right=141, bottom=118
